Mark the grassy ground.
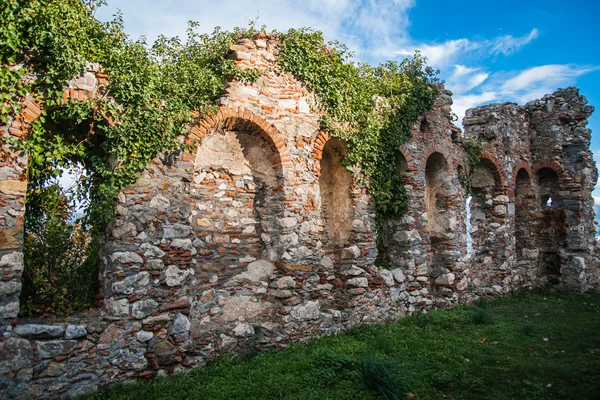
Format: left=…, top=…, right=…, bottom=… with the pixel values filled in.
left=88, top=291, right=600, bottom=400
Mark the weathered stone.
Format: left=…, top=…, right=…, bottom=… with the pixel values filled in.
left=277, top=217, right=298, bottom=229
left=112, top=271, right=150, bottom=294
left=36, top=340, right=77, bottom=359
left=291, top=300, right=320, bottom=320
left=162, top=223, right=192, bottom=239
left=152, top=341, right=176, bottom=365
left=159, top=296, right=190, bottom=311
left=273, top=276, right=295, bottom=289
left=0, top=338, right=33, bottom=371
left=0, top=252, right=24, bottom=271
left=341, top=245, right=361, bottom=259
left=171, top=238, right=193, bottom=250
left=64, top=325, right=87, bottom=339
left=140, top=243, right=165, bottom=258
left=132, top=299, right=159, bottom=319
left=228, top=259, right=274, bottom=285
left=39, top=361, right=66, bottom=377
left=14, top=324, right=65, bottom=339
left=347, top=277, right=368, bottom=288
left=105, top=297, right=130, bottom=316
left=219, top=295, right=275, bottom=322
left=320, top=256, right=334, bottom=269
left=393, top=230, right=421, bottom=244
left=435, top=273, right=456, bottom=286
left=97, top=324, right=123, bottom=350
left=149, top=193, right=170, bottom=209
left=0, top=179, right=27, bottom=195
left=169, top=313, right=191, bottom=334
left=270, top=289, right=292, bottom=298
left=0, top=226, right=22, bottom=250
left=0, top=280, right=21, bottom=297
left=341, top=265, right=365, bottom=276
left=390, top=269, right=406, bottom=283
left=196, top=218, right=211, bottom=227
left=230, top=322, right=253, bottom=338
left=110, top=251, right=143, bottom=264
left=165, top=265, right=190, bottom=286
left=380, top=269, right=395, bottom=286
left=136, top=330, right=153, bottom=342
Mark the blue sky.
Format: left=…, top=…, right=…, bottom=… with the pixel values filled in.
left=96, top=0, right=600, bottom=198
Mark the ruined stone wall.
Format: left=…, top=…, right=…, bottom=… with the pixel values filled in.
left=462, top=89, right=598, bottom=292
left=0, top=37, right=598, bottom=399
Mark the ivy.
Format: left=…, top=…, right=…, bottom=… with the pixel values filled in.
left=278, top=29, right=439, bottom=226
left=457, top=137, right=483, bottom=195
left=2, top=1, right=441, bottom=300
left=1, top=0, right=261, bottom=230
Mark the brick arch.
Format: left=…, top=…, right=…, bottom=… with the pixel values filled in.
left=311, top=131, right=331, bottom=161
left=512, top=161, right=533, bottom=185
left=7, top=77, right=111, bottom=140
left=478, top=152, right=507, bottom=188
left=423, top=143, right=454, bottom=168
left=531, top=159, right=566, bottom=178
left=184, top=106, right=292, bottom=173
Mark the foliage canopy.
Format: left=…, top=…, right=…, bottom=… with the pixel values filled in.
left=2, top=0, right=440, bottom=311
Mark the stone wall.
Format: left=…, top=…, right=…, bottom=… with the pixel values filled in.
left=0, top=36, right=598, bottom=398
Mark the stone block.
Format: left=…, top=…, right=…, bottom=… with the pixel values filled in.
left=36, top=340, right=77, bottom=359
left=0, top=180, right=27, bottom=195
left=291, top=300, right=320, bottom=320
left=14, top=324, right=65, bottom=339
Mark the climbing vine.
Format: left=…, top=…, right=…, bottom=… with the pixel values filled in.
left=1, top=0, right=260, bottom=228
left=278, top=29, right=439, bottom=225
left=457, top=137, right=483, bottom=195
left=2, top=1, right=440, bottom=308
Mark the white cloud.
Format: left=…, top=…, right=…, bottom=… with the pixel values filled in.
left=452, top=91, right=498, bottom=125
left=96, top=0, right=416, bottom=55
left=387, top=29, right=539, bottom=69
left=446, top=65, right=489, bottom=95
left=447, top=63, right=598, bottom=125
left=490, top=28, right=539, bottom=56
left=499, top=64, right=597, bottom=102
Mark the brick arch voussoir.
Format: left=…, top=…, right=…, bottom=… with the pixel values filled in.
left=423, top=143, right=454, bottom=169
left=184, top=106, right=292, bottom=173
left=512, top=161, right=533, bottom=186
left=479, top=151, right=507, bottom=189
left=7, top=84, right=110, bottom=140
left=311, top=131, right=331, bottom=162
left=531, top=159, right=568, bottom=182
left=397, top=144, right=417, bottom=172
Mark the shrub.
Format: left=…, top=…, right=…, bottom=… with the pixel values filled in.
left=359, top=356, right=404, bottom=400
left=471, top=306, right=493, bottom=325
left=19, top=184, right=99, bottom=316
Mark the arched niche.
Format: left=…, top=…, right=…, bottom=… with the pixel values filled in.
left=425, top=152, right=455, bottom=275
left=425, top=152, right=451, bottom=237
left=515, top=168, right=536, bottom=264
left=395, top=151, right=408, bottom=176
left=319, top=138, right=353, bottom=245
left=192, top=129, right=284, bottom=272
left=469, top=159, right=501, bottom=265
left=535, top=167, right=566, bottom=280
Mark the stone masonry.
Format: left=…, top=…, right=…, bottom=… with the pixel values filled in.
left=0, top=35, right=598, bottom=398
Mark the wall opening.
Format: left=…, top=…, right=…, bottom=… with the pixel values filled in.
left=535, top=167, right=565, bottom=281
left=515, top=168, right=536, bottom=266
left=20, top=116, right=100, bottom=317
left=468, top=159, right=499, bottom=269
left=319, top=138, right=353, bottom=245
left=425, top=152, right=454, bottom=277
left=395, top=151, right=408, bottom=176
left=193, top=129, right=284, bottom=274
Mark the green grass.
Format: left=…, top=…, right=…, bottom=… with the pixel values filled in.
left=87, top=291, right=600, bottom=400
